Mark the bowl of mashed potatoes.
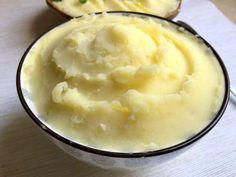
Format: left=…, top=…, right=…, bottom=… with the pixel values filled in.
left=17, top=12, right=230, bottom=170
left=47, top=0, right=182, bottom=19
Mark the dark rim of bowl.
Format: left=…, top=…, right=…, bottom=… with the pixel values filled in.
left=46, top=0, right=72, bottom=19
left=16, top=11, right=230, bottom=158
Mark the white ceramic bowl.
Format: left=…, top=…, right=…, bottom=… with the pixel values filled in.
left=16, top=12, right=230, bottom=170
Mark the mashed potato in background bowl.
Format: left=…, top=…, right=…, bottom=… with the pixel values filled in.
left=17, top=12, right=229, bottom=169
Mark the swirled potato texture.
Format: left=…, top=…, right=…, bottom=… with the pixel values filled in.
left=24, top=15, right=225, bottom=152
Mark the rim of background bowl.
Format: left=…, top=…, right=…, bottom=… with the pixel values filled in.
left=16, top=11, right=230, bottom=158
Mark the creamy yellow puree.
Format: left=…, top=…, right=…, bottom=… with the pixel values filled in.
left=23, top=14, right=225, bottom=152
left=52, top=0, right=180, bottom=18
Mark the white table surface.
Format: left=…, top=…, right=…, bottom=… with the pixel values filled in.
left=0, top=0, right=236, bottom=177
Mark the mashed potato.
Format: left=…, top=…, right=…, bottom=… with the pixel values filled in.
left=23, top=14, right=225, bottom=152
left=51, top=0, right=180, bottom=18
